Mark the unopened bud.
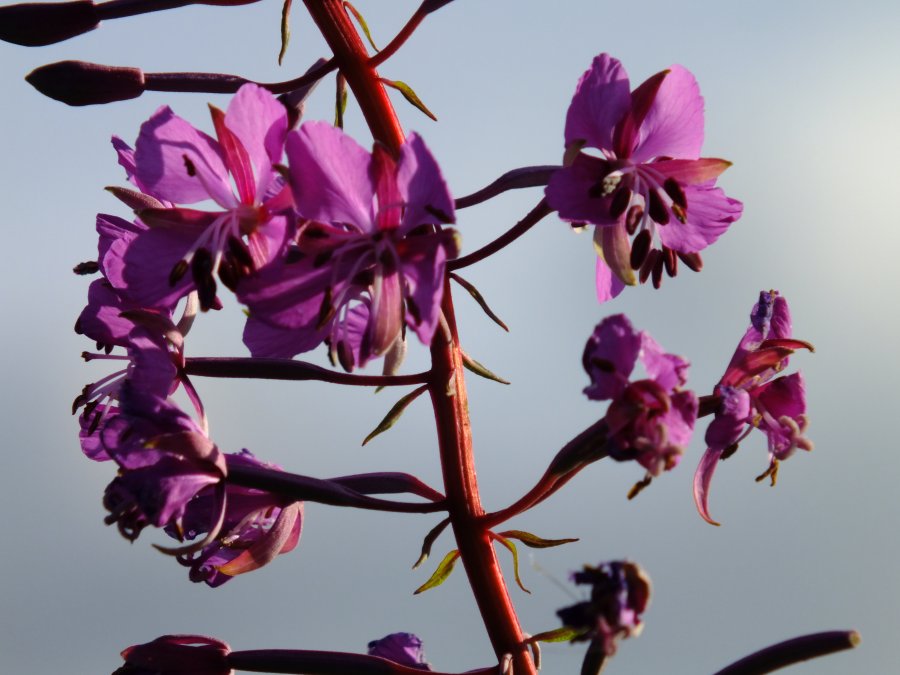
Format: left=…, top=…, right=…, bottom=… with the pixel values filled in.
left=0, top=1, right=99, bottom=46
left=26, top=60, right=145, bottom=106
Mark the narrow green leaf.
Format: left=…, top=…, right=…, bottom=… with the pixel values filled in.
left=527, top=626, right=584, bottom=644
left=362, top=384, right=428, bottom=446
left=413, top=549, right=460, bottom=594
left=461, top=351, right=510, bottom=385
left=380, top=78, right=438, bottom=121
left=334, top=74, right=348, bottom=128
left=278, top=0, right=293, bottom=66
left=412, top=517, right=451, bottom=569
left=492, top=535, right=530, bottom=594
left=343, top=1, right=379, bottom=52
left=498, top=529, right=579, bottom=549
left=450, top=272, right=509, bottom=332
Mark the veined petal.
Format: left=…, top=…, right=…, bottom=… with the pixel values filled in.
left=596, top=219, right=637, bottom=287
left=399, top=233, right=449, bottom=346
left=225, top=83, right=288, bottom=201
left=582, top=314, right=640, bottom=401
left=397, top=132, right=456, bottom=231
left=693, top=446, right=724, bottom=526
left=135, top=106, right=233, bottom=206
left=209, top=104, right=256, bottom=205
left=287, top=121, right=375, bottom=231
left=656, top=184, right=743, bottom=253
left=362, top=266, right=404, bottom=364
left=564, top=53, right=631, bottom=152
left=242, top=314, right=326, bottom=359
left=754, top=372, right=807, bottom=426
left=372, top=143, right=402, bottom=231
left=97, top=213, right=147, bottom=290
left=216, top=502, right=302, bottom=576
left=122, top=226, right=198, bottom=310
left=631, top=65, right=705, bottom=163
left=639, top=332, right=690, bottom=390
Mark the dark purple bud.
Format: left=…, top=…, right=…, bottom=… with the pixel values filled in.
left=647, top=189, right=670, bottom=225
left=629, top=230, right=652, bottom=270
left=115, top=634, right=231, bottom=675
left=625, top=205, right=643, bottom=235
left=676, top=250, right=703, bottom=272
left=0, top=1, right=99, bottom=46
left=26, top=60, right=144, bottom=105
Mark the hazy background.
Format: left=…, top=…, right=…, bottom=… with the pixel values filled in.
left=1, top=1, right=898, bottom=672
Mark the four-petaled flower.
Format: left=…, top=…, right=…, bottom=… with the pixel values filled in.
left=546, top=53, right=743, bottom=302
left=116, top=83, right=293, bottom=311
left=584, top=314, right=698, bottom=495
left=557, top=560, right=651, bottom=657
left=239, top=122, right=458, bottom=370
left=693, top=290, right=814, bottom=525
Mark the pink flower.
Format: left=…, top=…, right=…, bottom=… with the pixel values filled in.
left=239, top=122, right=457, bottom=370
left=546, top=54, right=743, bottom=302
left=693, top=291, right=814, bottom=525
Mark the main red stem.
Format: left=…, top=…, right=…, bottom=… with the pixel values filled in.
left=301, top=2, right=535, bottom=672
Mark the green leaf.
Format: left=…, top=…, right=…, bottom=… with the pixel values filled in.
left=461, top=351, right=510, bottom=385
left=413, top=549, right=460, bottom=594
left=450, top=272, right=509, bottom=332
left=412, top=517, right=451, bottom=569
left=527, top=626, right=584, bottom=644
left=498, top=530, right=579, bottom=549
left=334, top=74, right=348, bottom=128
left=492, top=534, right=530, bottom=594
left=362, top=384, right=428, bottom=446
left=380, top=78, right=438, bottom=121
left=278, top=0, right=293, bottom=66
left=343, top=1, right=379, bottom=52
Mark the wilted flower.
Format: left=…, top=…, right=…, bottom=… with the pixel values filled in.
left=239, top=122, right=458, bottom=370
left=584, top=314, right=698, bottom=494
left=367, top=633, right=432, bottom=670
left=693, top=291, right=813, bottom=525
left=557, top=560, right=651, bottom=657
left=546, top=53, right=742, bottom=301
left=113, top=635, right=232, bottom=675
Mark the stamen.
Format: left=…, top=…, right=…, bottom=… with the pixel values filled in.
left=625, top=205, right=644, bottom=235
left=630, top=230, right=652, bottom=270
left=663, top=246, right=677, bottom=277
left=337, top=340, right=355, bottom=372
left=609, top=187, right=631, bottom=219
left=651, top=253, right=665, bottom=289
left=191, top=248, right=217, bottom=311
left=639, top=249, right=659, bottom=284
left=676, top=251, right=703, bottom=272
left=169, top=259, right=189, bottom=286
left=647, top=189, right=670, bottom=225
left=663, top=177, right=687, bottom=209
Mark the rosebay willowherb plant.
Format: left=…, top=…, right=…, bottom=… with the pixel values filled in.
left=2, top=1, right=860, bottom=673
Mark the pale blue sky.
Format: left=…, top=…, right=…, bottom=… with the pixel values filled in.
left=1, top=1, right=898, bottom=673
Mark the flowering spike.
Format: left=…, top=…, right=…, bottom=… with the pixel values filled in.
left=26, top=60, right=145, bottom=105
left=0, top=1, right=99, bottom=46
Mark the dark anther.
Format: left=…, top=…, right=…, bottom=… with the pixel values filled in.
left=663, top=247, right=678, bottom=277
left=337, top=340, right=355, bottom=372
left=217, top=258, right=239, bottom=292
left=406, top=296, right=422, bottom=324
left=625, top=205, right=643, bottom=235
left=313, top=250, right=333, bottom=268
left=190, top=248, right=217, bottom=311
left=316, top=287, right=336, bottom=329
left=227, top=236, right=255, bottom=269
left=721, top=443, right=739, bottom=460
left=590, top=357, right=616, bottom=373
left=630, top=229, right=652, bottom=270
left=182, top=154, right=197, bottom=177
left=663, top=177, right=687, bottom=209
left=425, top=204, right=453, bottom=224
left=588, top=180, right=607, bottom=199
left=168, top=259, right=189, bottom=287
left=671, top=203, right=687, bottom=224
left=651, top=253, right=665, bottom=289
left=73, top=260, right=99, bottom=275
left=647, top=189, right=670, bottom=225
left=609, top=187, right=631, bottom=219
left=639, top=249, right=659, bottom=284
left=300, top=223, right=330, bottom=239
left=676, top=251, right=703, bottom=272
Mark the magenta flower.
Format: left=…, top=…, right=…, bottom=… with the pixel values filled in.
left=239, top=122, right=458, bottom=370
left=557, top=560, right=651, bottom=657
left=114, top=635, right=232, bottom=675
left=693, top=291, right=814, bottom=525
left=546, top=54, right=743, bottom=301
left=172, top=450, right=303, bottom=587
left=584, top=315, right=697, bottom=489
left=115, top=83, right=292, bottom=311
left=367, top=633, right=432, bottom=670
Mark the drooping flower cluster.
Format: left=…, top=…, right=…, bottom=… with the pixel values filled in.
left=693, top=291, right=813, bottom=525
left=583, top=314, right=698, bottom=494
left=367, top=633, right=432, bottom=671
left=546, top=54, right=743, bottom=302
left=557, top=560, right=651, bottom=657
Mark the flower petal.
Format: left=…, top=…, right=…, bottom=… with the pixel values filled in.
left=582, top=314, right=640, bottom=400
left=225, top=83, right=288, bottom=201
left=216, top=502, right=303, bottom=576
left=564, top=53, right=631, bottom=153
left=399, top=233, right=449, bottom=346
left=545, top=153, right=619, bottom=226
left=397, top=132, right=456, bottom=231
left=631, top=65, right=705, bottom=163
left=656, top=184, right=743, bottom=253
left=693, top=446, right=724, bottom=526
left=595, top=257, right=627, bottom=303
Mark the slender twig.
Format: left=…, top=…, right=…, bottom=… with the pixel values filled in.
left=228, top=648, right=498, bottom=674
left=712, top=631, right=861, bottom=675
left=183, top=356, right=429, bottom=386
left=455, top=165, right=559, bottom=209
left=144, top=57, right=337, bottom=95
left=449, top=199, right=552, bottom=270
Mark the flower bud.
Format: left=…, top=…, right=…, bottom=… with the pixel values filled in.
left=0, top=1, right=99, bottom=46
left=114, top=635, right=232, bottom=675
left=26, top=60, right=145, bottom=105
